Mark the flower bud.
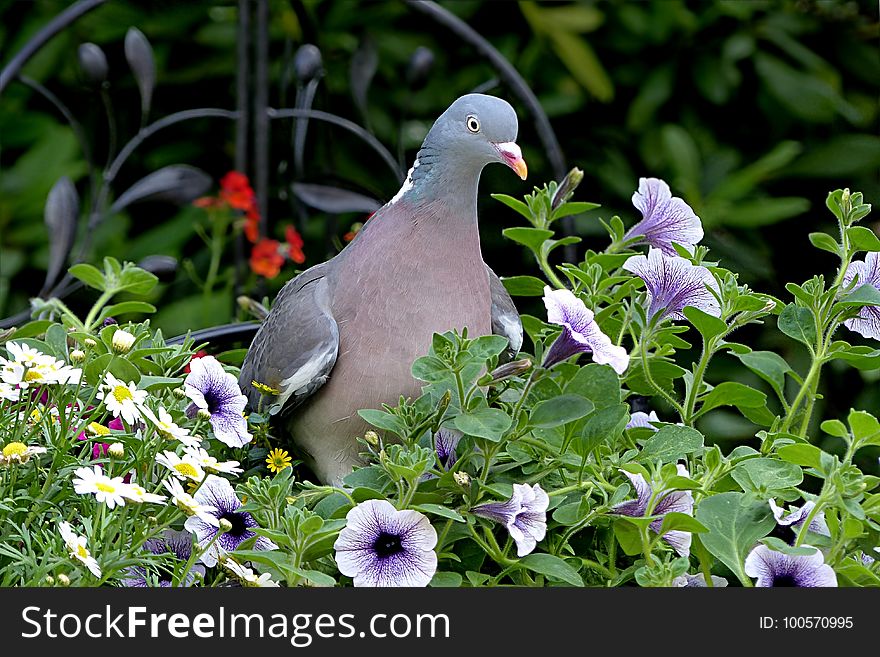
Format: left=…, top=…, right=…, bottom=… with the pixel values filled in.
left=57, top=573, right=71, bottom=587
left=78, top=43, right=108, bottom=83
left=364, top=430, right=380, bottom=446
left=111, top=328, right=136, bottom=353
left=551, top=167, right=584, bottom=211
left=84, top=338, right=97, bottom=348
left=108, top=443, right=125, bottom=458
left=103, top=317, right=118, bottom=327
left=45, top=575, right=55, bottom=586
left=173, top=387, right=188, bottom=398
left=763, top=299, right=777, bottom=313
left=219, top=518, right=234, bottom=533
left=453, top=471, right=471, bottom=487
left=480, top=358, right=532, bottom=385
left=197, top=408, right=212, bottom=421
left=70, top=349, right=85, bottom=363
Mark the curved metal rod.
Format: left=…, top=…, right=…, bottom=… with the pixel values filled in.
left=166, top=321, right=260, bottom=348
left=407, top=0, right=566, bottom=181
left=0, top=0, right=109, bottom=95
left=268, top=107, right=404, bottom=183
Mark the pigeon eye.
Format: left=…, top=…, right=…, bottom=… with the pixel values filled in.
left=466, top=115, right=480, bottom=133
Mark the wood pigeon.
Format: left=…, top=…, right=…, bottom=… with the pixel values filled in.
left=239, top=94, right=527, bottom=485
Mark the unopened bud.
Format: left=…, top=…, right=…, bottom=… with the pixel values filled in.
left=84, top=338, right=97, bottom=348
left=481, top=358, right=532, bottom=385
left=364, top=430, right=380, bottom=446
left=78, top=43, right=108, bottom=83
left=197, top=408, right=212, bottom=421
left=57, top=573, right=71, bottom=587
left=763, top=299, right=777, bottom=313
left=108, top=443, right=124, bottom=458
left=219, top=518, right=234, bottom=533
left=70, top=349, right=85, bottom=363
left=45, top=575, right=55, bottom=586
left=111, top=329, right=135, bottom=353
left=453, top=471, right=471, bottom=487
left=551, top=167, right=584, bottom=211
left=148, top=515, right=158, bottom=525
left=237, top=296, right=269, bottom=321
left=173, top=387, right=187, bottom=398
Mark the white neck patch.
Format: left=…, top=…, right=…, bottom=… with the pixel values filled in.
left=388, top=158, right=419, bottom=206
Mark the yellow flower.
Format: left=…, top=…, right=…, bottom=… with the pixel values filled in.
left=266, top=448, right=292, bottom=474
left=251, top=379, right=280, bottom=396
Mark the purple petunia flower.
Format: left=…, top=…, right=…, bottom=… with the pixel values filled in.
left=672, top=572, right=729, bottom=588
left=542, top=286, right=630, bottom=375
left=769, top=499, right=830, bottom=540
left=120, top=529, right=205, bottom=587
left=623, top=248, right=720, bottom=323
left=841, top=252, right=880, bottom=340
left=611, top=464, right=694, bottom=557
left=744, top=544, right=837, bottom=587
left=184, top=475, right=277, bottom=567
left=434, top=428, right=461, bottom=470
left=333, top=499, right=438, bottom=587
left=624, top=178, right=704, bottom=256
left=184, top=355, right=252, bottom=447
left=627, top=410, right=660, bottom=431
left=471, top=483, right=549, bottom=557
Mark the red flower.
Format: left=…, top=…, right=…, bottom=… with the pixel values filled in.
left=219, top=171, right=256, bottom=212
left=244, top=213, right=260, bottom=243
left=184, top=350, right=208, bottom=374
left=285, top=225, right=306, bottom=264
left=250, top=239, right=284, bottom=279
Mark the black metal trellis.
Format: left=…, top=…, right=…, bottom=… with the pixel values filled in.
left=0, top=0, right=569, bottom=347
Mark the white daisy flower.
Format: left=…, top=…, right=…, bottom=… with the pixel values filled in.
left=5, top=342, right=55, bottom=367
left=143, top=406, right=200, bottom=448
left=223, top=558, right=280, bottom=587
left=58, top=521, right=102, bottom=578
left=96, top=373, right=147, bottom=424
left=72, top=465, right=130, bottom=509
left=184, top=446, right=242, bottom=475
left=0, top=381, right=20, bottom=402
left=0, top=442, right=47, bottom=466
left=162, top=477, right=219, bottom=527
left=120, top=478, right=167, bottom=505
left=156, top=450, right=206, bottom=482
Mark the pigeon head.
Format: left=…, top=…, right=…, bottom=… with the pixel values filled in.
left=417, top=94, right=527, bottom=181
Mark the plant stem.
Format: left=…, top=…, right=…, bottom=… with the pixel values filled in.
left=83, top=289, right=115, bottom=331
left=638, top=337, right=686, bottom=420
left=683, top=338, right=714, bottom=425
left=780, top=355, right=823, bottom=434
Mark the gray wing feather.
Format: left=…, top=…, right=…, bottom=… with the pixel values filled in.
left=486, top=264, right=523, bottom=363
left=239, top=262, right=339, bottom=416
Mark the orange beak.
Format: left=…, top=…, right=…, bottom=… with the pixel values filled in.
left=494, top=141, right=528, bottom=180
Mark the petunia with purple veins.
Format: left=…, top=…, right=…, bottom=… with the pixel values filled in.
left=768, top=499, right=830, bottom=541
left=184, top=475, right=277, bottom=567
left=434, top=427, right=461, bottom=470
left=471, top=483, right=549, bottom=557
left=120, top=529, right=205, bottom=587
left=623, top=178, right=704, bottom=256
left=184, top=355, right=252, bottom=448
left=623, top=248, right=720, bottom=323
left=626, top=410, right=660, bottom=431
left=542, top=286, right=630, bottom=375
left=333, top=499, right=438, bottom=587
left=744, top=544, right=837, bottom=587
left=841, top=252, right=880, bottom=340
left=610, top=464, right=694, bottom=557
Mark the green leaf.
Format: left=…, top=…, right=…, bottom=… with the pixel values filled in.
left=468, top=335, right=509, bottom=361
left=578, top=403, right=630, bottom=454
left=529, top=395, right=594, bottom=429
left=564, top=363, right=621, bottom=409
left=501, top=275, right=547, bottom=297
left=777, top=443, right=823, bottom=470
left=640, top=425, right=704, bottom=463
left=849, top=409, right=880, bottom=447
left=357, top=409, right=407, bottom=437
left=550, top=202, right=599, bottom=221
left=698, top=381, right=768, bottom=416
left=829, top=345, right=880, bottom=370
left=683, top=306, right=727, bottom=342
left=808, top=232, right=840, bottom=255
left=736, top=350, right=792, bottom=400
left=502, top=227, right=555, bottom=253
left=412, top=504, right=465, bottom=523
left=290, top=568, right=337, bottom=587
left=98, top=301, right=156, bottom=321
left=547, top=30, right=613, bottom=102
left=7, top=320, right=54, bottom=340
left=429, top=572, right=463, bottom=587
left=659, top=512, right=708, bottom=535
left=45, top=323, right=68, bottom=359
left=491, top=193, right=532, bottom=221
left=839, top=283, right=880, bottom=308
left=778, top=304, right=817, bottom=346
left=138, top=375, right=183, bottom=391
left=696, top=492, right=775, bottom=586
left=847, top=226, right=880, bottom=252
left=84, top=353, right=141, bottom=385
left=68, top=263, right=106, bottom=291
left=519, top=553, right=584, bottom=586
left=451, top=407, right=512, bottom=442
left=116, top=266, right=159, bottom=295
left=411, top=356, right=452, bottom=383
left=820, top=419, right=849, bottom=439
left=730, top=458, right=804, bottom=494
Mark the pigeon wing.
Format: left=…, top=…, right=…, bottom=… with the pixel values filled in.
left=486, top=263, right=523, bottom=363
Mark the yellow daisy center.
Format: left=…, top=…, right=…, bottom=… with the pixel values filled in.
left=87, top=422, right=111, bottom=436
left=3, top=442, right=27, bottom=458
left=266, top=449, right=292, bottom=473
left=95, top=482, right=116, bottom=493
left=76, top=545, right=89, bottom=559
left=112, top=386, right=133, bottom=403
left=174, top=463, right=198, bottom=478
left=24, top=369, right=44, bottom=382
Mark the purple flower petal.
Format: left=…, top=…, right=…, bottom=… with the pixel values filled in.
left=542, top=287, right=629, bottom=374
left=624, top=178, right=704, bottom=255
left=627, top=410, right=660, bottom=431
left=768, top=499, right=830, bottom=537
left=184, top=356, right=252, bottom=447
left=744, top=544, right=837, bottom=587
left=623, top=248, right=720, bottom=322
left=472, top=483, right=549, bottom=557
left=842, top=253, right=880, bottom=340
